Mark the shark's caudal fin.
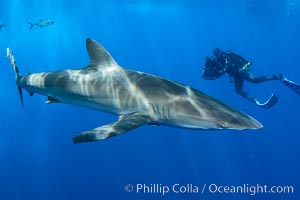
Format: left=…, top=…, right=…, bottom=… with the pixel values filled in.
left=7, top=48, right=24, bottom=108
left=72, top=113, right=153, bottom=143
left=85, top=38, right=119, bottom=68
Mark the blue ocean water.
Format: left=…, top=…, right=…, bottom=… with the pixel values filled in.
left=0, top=0, right=299, bottom=199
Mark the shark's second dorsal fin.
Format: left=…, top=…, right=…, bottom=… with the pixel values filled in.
left=86, top=38, right=118, bottom=68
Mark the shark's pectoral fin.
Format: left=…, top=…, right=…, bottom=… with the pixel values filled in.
left=72, top=113, right=153, bottom=143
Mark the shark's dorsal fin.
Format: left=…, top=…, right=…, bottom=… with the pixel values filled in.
left=86, top=38, right=118, bottom=68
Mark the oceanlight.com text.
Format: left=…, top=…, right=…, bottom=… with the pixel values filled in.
left=207, top=183, right=294, bottom=196
left=124, top=183, right=294, bottom=196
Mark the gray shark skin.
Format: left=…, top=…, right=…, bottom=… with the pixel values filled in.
left=7, top=39, right=262, bottom=143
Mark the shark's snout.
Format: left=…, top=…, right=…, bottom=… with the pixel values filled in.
left=220, top=114, right=263, bottom=130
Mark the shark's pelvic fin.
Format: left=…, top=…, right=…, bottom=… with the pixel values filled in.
left=85, top=38, right=119, bottom=68
left=72, top=113, right=153, bottom=143
left=45, top=97, right=61, bottom=104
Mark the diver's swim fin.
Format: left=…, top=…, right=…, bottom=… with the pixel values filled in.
left=281, top=77, right=300, bottom=95
left=255, top=94, right=278, bottom=109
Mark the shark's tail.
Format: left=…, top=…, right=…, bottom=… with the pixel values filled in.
left=7, top=48, right=24, bottom=108
left=27, top=22, right=34, bottom=30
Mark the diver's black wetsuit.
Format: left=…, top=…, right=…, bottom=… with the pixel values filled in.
left=214, top=50, right=281, bottom=104
left=201, top=49, right=285, bottom=108
left=202, top=48, right=300, bottom=108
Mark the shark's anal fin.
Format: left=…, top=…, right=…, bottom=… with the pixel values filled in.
left=73, top=113, right=153, bottom=143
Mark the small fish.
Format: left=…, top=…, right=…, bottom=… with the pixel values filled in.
left=27, top=19, right=54, bottom=30
left=0, top=24, right=5, bottom=30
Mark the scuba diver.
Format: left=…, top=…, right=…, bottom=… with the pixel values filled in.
left=202, top=48, right=300, bottom=108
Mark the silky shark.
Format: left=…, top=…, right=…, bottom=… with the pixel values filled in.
left=7, top=39, right=262, bottom=143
